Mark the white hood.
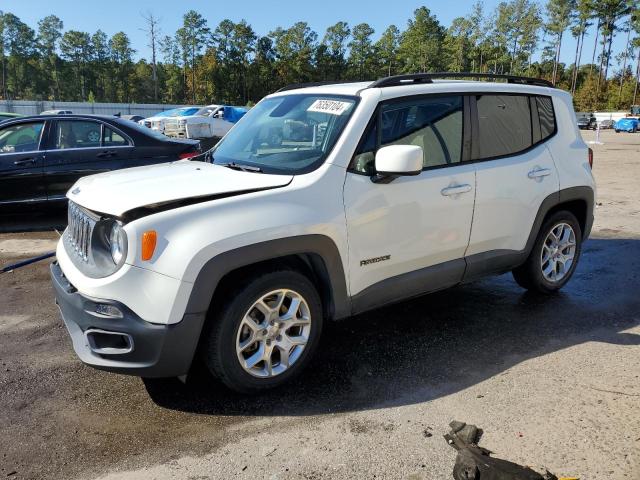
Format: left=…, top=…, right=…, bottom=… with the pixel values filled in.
left=67, top=161, right=292, bottom=217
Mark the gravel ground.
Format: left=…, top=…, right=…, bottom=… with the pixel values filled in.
left=1, top=129, right=639, bottom=480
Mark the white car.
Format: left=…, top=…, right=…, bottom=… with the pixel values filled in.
left=139, top=107, right=200, bottom=134
left=51, top=74, right=596, bottom=393
left=163, top=105, right=249, bottom=140
left=40, top=109, right=72, bottom=115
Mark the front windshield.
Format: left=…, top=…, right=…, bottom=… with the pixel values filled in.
left=176, top=107, right=200, bottom=117
left=196, top=105, right=221, bottom=116
left=210, top=94, right=357, bottom=174
left=156, top=108, right=179, bottom=117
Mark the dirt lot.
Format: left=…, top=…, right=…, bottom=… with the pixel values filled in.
left=1, top=129, right=639, bottom=480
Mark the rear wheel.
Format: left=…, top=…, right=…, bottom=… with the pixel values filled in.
left=202, top=269, right=323, bottom=393
left=512, top=211, right=582, bottom=293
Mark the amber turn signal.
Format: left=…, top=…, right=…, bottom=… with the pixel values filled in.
left=141, top=230, right=157, bottom=261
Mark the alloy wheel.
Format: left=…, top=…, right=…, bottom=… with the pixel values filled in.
left=540, top=222, right=576, bottom=283
left=235, top=289, right=311, bottom=378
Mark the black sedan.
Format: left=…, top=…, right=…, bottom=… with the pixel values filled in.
left=577, top=116, right=596, bottom=130
left=0, top=114, right=200, bottom=210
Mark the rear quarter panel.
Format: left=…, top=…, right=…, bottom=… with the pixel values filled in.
left=545, top=91, right=596, bottom=194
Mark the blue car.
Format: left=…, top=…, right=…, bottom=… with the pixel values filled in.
left=615, top=117, right=639, bottom=133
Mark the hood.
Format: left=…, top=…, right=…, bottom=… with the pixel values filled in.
left=67, top=161, right=293, bottom=217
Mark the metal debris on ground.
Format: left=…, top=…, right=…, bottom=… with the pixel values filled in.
left=444, top=421, right=578, bottom=480
left=0, top=251, right=55, bottom=274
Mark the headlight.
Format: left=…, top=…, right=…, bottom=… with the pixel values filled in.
left=108, top=221, right=126, bottom=264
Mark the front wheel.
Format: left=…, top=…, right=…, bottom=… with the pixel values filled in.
left=512, top=211, right=582, bottom=293
left=202, top=269, right=323, bottom=393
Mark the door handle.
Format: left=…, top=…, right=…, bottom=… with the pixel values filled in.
left=13, top=157, right=36, bottom=166
left=96, top=150, right=116, bottom=158
left=528, top=167, right=552, bottom=179
left=441, top=184, right=472, bottom=196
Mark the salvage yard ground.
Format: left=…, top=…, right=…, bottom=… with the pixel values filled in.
left=1, top=129, right=639, bottom=480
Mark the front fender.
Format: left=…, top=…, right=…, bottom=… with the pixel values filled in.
left=183, top=234, right=351, bottom=320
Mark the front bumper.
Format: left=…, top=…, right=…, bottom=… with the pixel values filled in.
left=51, top=261, right=205, bottom=377
left=164, top=124, right=187, bottom=138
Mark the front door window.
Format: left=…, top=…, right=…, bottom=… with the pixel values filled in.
left=0, top=122, right=45, bottom=154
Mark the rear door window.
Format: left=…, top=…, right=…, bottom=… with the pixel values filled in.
left=475, top=94, right=532, bottom=159
left=53, top=120, right=102, bottom=149
left=536, top=96, right=556, bottom=139
left=103, top=126, right=129, bottom=146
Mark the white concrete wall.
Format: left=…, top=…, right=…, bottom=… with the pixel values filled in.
left=0, top=100, right=189, bottom=118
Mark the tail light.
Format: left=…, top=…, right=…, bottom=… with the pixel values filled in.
left=179, top=151, right=199, bottom=160
left=588, top=148, right=593, bottom=169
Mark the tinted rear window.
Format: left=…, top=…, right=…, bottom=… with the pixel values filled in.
left=536, top=96, right=555, bottom=139
left=476, top=94, right=532, bottom=159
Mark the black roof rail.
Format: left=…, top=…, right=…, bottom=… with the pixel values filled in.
left=369, top=72, right=554, bottom=89
left=275, top=80, right=359, bottom=93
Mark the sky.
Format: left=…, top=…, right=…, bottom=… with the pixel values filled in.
left=0, top=0, right=630, bottom=69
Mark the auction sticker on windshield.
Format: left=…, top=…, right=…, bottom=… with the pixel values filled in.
left=307, top=99, right=352, bottom=115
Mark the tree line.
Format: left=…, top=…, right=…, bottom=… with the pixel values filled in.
left=0, top=0, right=639, bottom=112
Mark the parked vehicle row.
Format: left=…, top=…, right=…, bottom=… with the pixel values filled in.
left=163, top=105, right=249, bottom=140
left=0, top=114, right=199, bottom=209
left=575, top=113, right=639, bottom=132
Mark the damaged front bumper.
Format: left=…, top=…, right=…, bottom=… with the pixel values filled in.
left=50, top=261, right=205, bottom=378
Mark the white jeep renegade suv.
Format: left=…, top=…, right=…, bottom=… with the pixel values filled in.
left=51, top=73, right=595, bottom=393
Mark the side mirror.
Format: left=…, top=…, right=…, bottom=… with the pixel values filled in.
left=372, top=145, right=423, bottom=183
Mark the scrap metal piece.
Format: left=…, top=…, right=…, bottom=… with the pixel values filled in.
left=1, top=252, right=55, bottom=274
left=444, top=421, right=563, bottom=480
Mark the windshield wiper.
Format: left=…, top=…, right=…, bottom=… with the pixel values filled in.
left=219, top=162, right=263, bottom=173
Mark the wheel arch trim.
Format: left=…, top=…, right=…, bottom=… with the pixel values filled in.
left=522, top=186, right=594, bottom=257
left=184, top=234, right=351, bottom=321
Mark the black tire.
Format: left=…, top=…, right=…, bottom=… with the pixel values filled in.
left=201, top=269, right=323, bottom=393
left=512, top=210, right=582, bottom=294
